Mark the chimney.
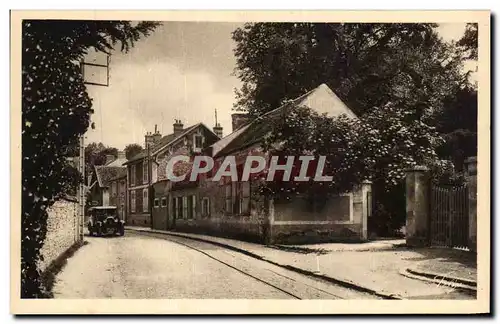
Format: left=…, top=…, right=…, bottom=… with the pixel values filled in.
left=145, top=131, right=154, bottom=149
left=173, top=119, right=184, bottom=137
left=213, top=109, right=223, bottom=138
left=152, top=124, right=162, bottom=143
left=231, top=113, right=250, bottom=132
left=117, top=150, right=126, bottom=160
left=213, top=123, right=223, bottom=138
left=105, top=154, right=116, bottom=165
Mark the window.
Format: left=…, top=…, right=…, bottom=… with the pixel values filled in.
left=182, top=196, right=188, bottom=219
left=176, top=197, right=184, bottom=219
left=120, top=180, right=125, bottom=194
left=161, top=197, right=167, bottom=207
left=224, top=181, right=251, bottom=215
left=152, top=163, right=158, bottom=183
left=143, top=160, right=148, bottom=184
left=111, top=182, right=116, bottom=197
left=194, top=135, right=203, bottom=149
left=241, top=182, right=251, bottom=214
left=187, top=195, right=196, bottom=219
left=225, top=183, right=232, bottom=213
left=143, top=189, right=148, bottom=212
left=154, top=198, right=160, bottom=208
left=172, top=197, right=178, bottom=218
left=130, top=165, right=136, bottom=186
left=201, top=197, right=210, bottom=217
left=130, top=190, right=136, bottom=213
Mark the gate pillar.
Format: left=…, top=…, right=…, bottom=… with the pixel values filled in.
left=405, top=166, right=431, bottom=247
left=465, top=156, right=477, bottom=252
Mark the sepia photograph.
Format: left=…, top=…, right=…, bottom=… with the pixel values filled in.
left=10, top=10, right=490, bottom=314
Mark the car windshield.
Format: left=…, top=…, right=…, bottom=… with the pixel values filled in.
left=92, top=208, right=116, bottom=220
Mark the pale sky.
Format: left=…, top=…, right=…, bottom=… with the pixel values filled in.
left=84, top=22, right=469, bottom=150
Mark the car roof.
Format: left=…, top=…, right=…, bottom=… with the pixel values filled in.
left=89, top=206, right=117, bottom=210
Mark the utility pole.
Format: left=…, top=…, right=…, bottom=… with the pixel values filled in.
left=79, top=52, right=109, bottom=239
left=78, top=134, right=86, bottom=241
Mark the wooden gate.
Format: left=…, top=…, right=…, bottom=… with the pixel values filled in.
left=430, top=184, right=469, bottom=249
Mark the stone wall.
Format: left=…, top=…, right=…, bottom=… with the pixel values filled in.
left=39, top=197, right=79, bottom=272
left=270, top=182, right=370, bottom=244
left=271, top=223, right=363, bottom=244
left=163, top=176, right=370, bottom=244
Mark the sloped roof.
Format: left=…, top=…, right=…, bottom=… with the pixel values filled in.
left=210, top=124, right=251, bottom=157
left=293, top=83, right=357, bottom=119
left=214, top=83, right=358, bottom=157
left=95, top=165, right=127, bottom=188
left=104, top=157, right=128, bottom=167
left=124, top=123, right=219, bottom=165
left=108, top=171, right=127, bottom=182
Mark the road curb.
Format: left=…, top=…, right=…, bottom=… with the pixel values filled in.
left=402, top=267, right=477, bottom=290
left=406, top=268, right=477, bottom=287
left=127, top=227, right=403, bottom=300
left=399, top=268, right=477, bottom=294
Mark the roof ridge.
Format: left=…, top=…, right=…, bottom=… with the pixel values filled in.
left=213, top=83, right=356, bottom=157
left=151, top=123, right=201, bottom=155
left=211, top=84, right=322, bottom=156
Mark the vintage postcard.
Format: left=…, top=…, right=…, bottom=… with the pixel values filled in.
left=10, top=10, right=490, bottom=314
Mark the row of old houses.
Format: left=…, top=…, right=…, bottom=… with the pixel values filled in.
left=89, top=84, right=373, bottom=244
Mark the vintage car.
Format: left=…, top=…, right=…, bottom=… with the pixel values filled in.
left=87, top=206, right=125, bottom=237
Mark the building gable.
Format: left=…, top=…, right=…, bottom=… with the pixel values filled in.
left=213, top=83, right=358, bottom=157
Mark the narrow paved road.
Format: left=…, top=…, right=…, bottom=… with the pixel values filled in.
left=53, top=230, right=378, bottom=299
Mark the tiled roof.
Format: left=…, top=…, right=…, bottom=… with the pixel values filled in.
left=213, top=83, right=358, bottom=157
left=123, top=124, right=201, bottom=165
left=104, top=157, right=128, bottom=167
left=108, top=171, right=127, bottom=182
left=95, top=165, right=127, bottom=188
left=210, top=124, right=251, bottom=157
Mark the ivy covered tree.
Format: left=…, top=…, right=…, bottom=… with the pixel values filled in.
left=260, top=103, right=443, bottom=194
left=22, top=20, right=159, bottom=298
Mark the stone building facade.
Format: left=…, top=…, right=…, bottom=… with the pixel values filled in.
left=109, top=173, right=127, bottom=222
left=125, top=121, right=221, bottom=226
left=147, top=84, right=372, bottom=244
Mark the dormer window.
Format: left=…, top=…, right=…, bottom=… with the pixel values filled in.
left=194, top=135, right=203, bottom=149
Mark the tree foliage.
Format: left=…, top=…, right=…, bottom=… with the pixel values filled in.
left=232, top=23, right=468, bottom=119
left=457, top=23, right=478, bottom=60
left=22, top=20, right=159, bottom=298
left=84, top=142, right=119, bottom=176
left=232, top=23, right=477, bottom=234
left=124, top=143, right=143, bottom=160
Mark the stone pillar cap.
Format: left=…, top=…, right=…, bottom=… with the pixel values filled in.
left=362, top=180, right=372, bottom=184
left=465, top=156, right=477, bottom=164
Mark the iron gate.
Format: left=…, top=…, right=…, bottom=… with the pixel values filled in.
left=430, top=184, right=469, bottom=249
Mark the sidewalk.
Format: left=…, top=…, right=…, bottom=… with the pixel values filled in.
left=126, top=226, right=477, bottom=299
left=403, top=250, right=477, bottom=289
